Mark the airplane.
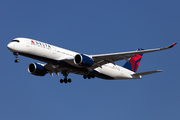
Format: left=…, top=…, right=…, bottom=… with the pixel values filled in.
left=7, top=37, right=177, bottom=83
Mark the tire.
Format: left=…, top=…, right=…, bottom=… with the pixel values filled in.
left=60, top=79, right=64, bottom=83
left=68, top=79, right=71, bottom=83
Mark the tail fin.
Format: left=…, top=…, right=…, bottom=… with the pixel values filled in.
left=123, top=48, right=144, bottom=73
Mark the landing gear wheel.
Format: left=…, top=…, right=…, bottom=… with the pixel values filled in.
left=83, top=75, right=87, bottom=79
left=68, top=78, right=71, bottom=83
left=15, top=59, right=19, bottom=63
left=88, top=74, right=91, bottom=79
left=60, top=79, right=64, bottom=83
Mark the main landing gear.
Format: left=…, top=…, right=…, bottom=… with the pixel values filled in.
left=13, top=52, right=19, bottom=63
left=60, top=77, right=71, bottom=84
left=60, top=71, right=71, bottom=84
left=83, top=74, right=95, bottom=79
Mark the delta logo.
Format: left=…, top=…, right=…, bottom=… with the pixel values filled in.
left=31, top=40, right=35, bottom=44
left=30, top=40, right=51, bottom=49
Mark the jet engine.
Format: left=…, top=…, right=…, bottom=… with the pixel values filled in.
left=28, top=63, right=47, bottom=76
left=74, top=54, right=94, bottom=67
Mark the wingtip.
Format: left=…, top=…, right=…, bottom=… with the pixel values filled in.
left=168, top=42, right=177, bottom=48
left=157, top=70, right=164, bottom=72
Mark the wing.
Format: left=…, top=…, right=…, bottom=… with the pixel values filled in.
left=44, top=63, right=87, bottom=76
left=91, top=43, right=177, bottom=69
left=57, top=42, right=176, bottom=69
left=43, top=43, right=176, bottom=76
left=44, top=63, right=61, bottom=76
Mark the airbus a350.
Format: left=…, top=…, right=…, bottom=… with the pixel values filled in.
left=7, top=38, right=177, bottom=83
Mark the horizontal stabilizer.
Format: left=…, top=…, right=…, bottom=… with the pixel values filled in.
left=132, top=70, right=163, bottom=76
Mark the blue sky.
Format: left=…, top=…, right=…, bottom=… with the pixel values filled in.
left=0, top=0, right=179, bottom=120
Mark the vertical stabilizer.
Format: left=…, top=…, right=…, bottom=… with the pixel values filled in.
left=123, top=48, right=143, bottom=73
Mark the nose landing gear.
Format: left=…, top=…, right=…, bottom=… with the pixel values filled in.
left=13, top=52, right=19, bottom=63
left=15, top=59, right=19, bottom=63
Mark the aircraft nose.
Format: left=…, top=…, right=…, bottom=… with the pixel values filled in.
left=7, top=42, right=14, bottom=51
left=7, top=43, right=11, bottom=49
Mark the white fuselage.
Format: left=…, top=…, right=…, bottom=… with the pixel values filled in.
left=7, top=38, right=141, bottom=80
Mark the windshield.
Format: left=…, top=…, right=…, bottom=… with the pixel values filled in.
left=11, top=40, right=20, bottom=42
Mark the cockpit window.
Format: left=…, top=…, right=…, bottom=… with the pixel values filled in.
left=11, top=40, right=20, bottom=42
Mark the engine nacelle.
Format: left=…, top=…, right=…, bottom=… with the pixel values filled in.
left=28, top=63, right=47, bottom=76
left=74, top=54, right=94, bottom=67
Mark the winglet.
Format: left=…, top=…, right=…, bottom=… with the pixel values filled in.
left=168, top=42, right=177, bottom=48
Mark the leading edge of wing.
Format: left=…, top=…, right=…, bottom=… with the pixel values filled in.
left=92, top=42, right=177, bottom=60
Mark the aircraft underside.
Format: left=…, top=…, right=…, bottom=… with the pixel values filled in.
left=16, top=52, right=114, bottom=83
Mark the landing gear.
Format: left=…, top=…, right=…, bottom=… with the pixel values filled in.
left=15, top=59, right=19, bottom=63
left=83, top=74, right=95, bottom=79
left=59, top=71, right=72, bottom=84
left=60, top=78, right=71, bottom=84
left=13, top=52, right=19, bottom=63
